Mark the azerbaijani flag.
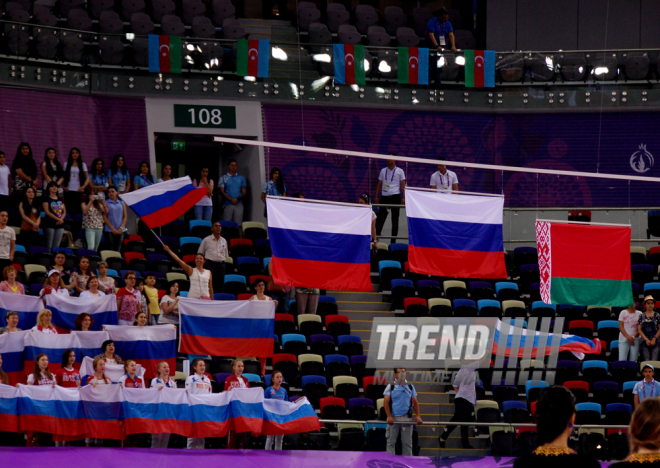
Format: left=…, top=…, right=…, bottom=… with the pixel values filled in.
left=119, top=176, right=207, bottom=228
left=407, top=190, right=507, bottom=279
left=267, top=198, right=373, bottom=291
left=122, top=387, right=191, bottom=436
left=536, top=221, right=632, bottom=306
left=262, top=397, right=320, bottom=435
left=0, top=292, right=43, bottom=330
left=105, top=325, right=176, bottom=380
left=148, top=34, right=182, bottom=73
left=17, top=385, right=87, bottom=436
left=464, top=49, right=495, bottom=88
left=398, top=47, right=429, bottom=85
left=334, top=43, right=366, bottom=85
left=0, top=330, right=26, bottom=385
left=46, top=294, right=118, bottom=333
left=237, top=39, right=270, bottom=78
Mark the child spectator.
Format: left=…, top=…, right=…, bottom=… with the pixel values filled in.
left=143, top=273, right=160, bottom=325
left=134, top=311, right=148, bottom=327
left=151, top=361, right=177, bottom=448
left=81, top=187, right=106, bottom=252
left=135, top=277, right=148, bottom=314
left=264, top=370, right=288, bottom=450
left=55, top=349, right=80, bottom=388
left=118, top=360, right=144, bottom=388
left=87, top=355, right=112, bottom=386
left=42, top=181, right=66, bottom=250
left=27, top=353, right=56, bottom=386
left=224, top=359, right=250, bottom=449
left=192, top=167, right=214, bottom=221
left=159, top=281, right=180, bottom=326
left=185, top=358, right=212, bottom=449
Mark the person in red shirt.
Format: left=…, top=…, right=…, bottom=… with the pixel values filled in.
left=224, top=360, right=250, bottom=449
left=55, top=349, right=80, bottom=388
left=118, top=360, right=144, bottom=388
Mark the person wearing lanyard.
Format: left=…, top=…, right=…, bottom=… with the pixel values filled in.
left=633, top=363, right=660, bottom=408
left=383, top=368, right=423, bottom=456
left=198, top=221, right=227, bottom=294
left=426, top=8, right=456, bottom=52
left=374, top=156, right=406, bottom=243
left=107, top=154, right=130, bottom=194
left=430, top=157, right=459, bottom=193
left=89, top=158, right=109, bottom=199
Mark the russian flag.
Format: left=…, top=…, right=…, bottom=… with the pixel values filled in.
left=17, top=385, right=87, bottom=436
left=122, top=387, right=191, bottom=436
left=0, top=330, right=27, bottom=385
left=262, top=397, right=320, bottom=435
left=267, top=198, right=373, bottom=291
left=80, top=383, right=124, bottom=440
left=105, top=325, right=176, bottom=380
left=80, top=356, right=145, bottom=383
left=72, top=330, right=109, bottom=360
left=230, top=388, right=264, bottom=434
left=333, top=43, right=366, bottom=85
left=0, top=292, right=43, bottom=330
left=119, top=176, right=207, bottom=229
left=24, top=332, right=82, bottom=375
left=188, top=391, right=232, bottom=438
left=46, top=294, right=118, bottom=333
left=178, top=298, right=274, bottom=358
left=0, top=384, right=18, bottom=432
left=407, top=190, right=507, bottom=279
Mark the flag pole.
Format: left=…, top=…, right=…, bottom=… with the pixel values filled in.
left=150, top=228, right=166, bottom=245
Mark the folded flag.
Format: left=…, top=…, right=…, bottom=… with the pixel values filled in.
left=46, top=294, right=118, bottom=333
left=17, top=385, right=86, bottom=436
left=407, top=190, right=507, bottom=279
left=230, top=388, right=264, bottom=434
left=72, top=330, right=109, bottom=360
left=122, top=387, right=191, bottom=436
left=178, top=298, right=274, bottom=358
left=0, top=330, right=27, bottom=385
left=80, top=383, right=124, bottom=440
left=267, top=198, right=373, bottom=291
left=0, top=292, right=43, bottom=330
left=0, top=382, right=18, bottom=432
left=464, top=49, right=495, bottom=88
left=148, top=34, right=182, bottom=73
left=262, top=397, right=320, bottom=435
left=24, top=332, right=82, bottom=375
left=188, top=391, right=232, bottom=438
left=80, top=356, right=145, bottom=383
left=237, top=39, right=270, bottom=78
left=398, top=47, right=429, bottom=85
left=334, top=43, right=366, bottom=85
left=105, top=325, right=176, bottom=380
left=119, top=176, right=207, bottom=228
left=536, top=221, right=632, bottom=306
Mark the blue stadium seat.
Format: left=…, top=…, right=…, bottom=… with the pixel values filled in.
left=477, top=299, right=501, bottom=317
left=179, top=236, right=203, bottom=248
left=263, top=257, right=271, bottom=270
left=318, top=296, right=337, bottom=304
left=14, top=244, right=26, bottom=253
left=597, top=320, right=621, bottom=345
left=214, top=293, right=236, bottom=301
left=525, top=380, right=548, bottom=401
left=453, top=298, right=477, bottom=317
left=53, top=247, right=74, bottom=256
left=605, top=403, right=632, bottom=425
left=593, top=381, right=619, bottom=408
left=189, top=220, right=212, bottom=230
left=531, top=301, right=556, bottom=314
left=180, top=291, right=188, bottom=298
left=502, top=400, right=529, bottom=423
left=237, top=256, right=260, bottom=266
left=281, top=334, right=306, bottom=346
left=576, top=402, right=602, bottom=425
left=225, top=274, right=247, bottom=284
left=643, top=282, right=660, bottom=293
left=243, top=373, right=262, bottom=383
left=378, top=260, right=401, bottom=276
left=582, top=360, right=609, bottom=385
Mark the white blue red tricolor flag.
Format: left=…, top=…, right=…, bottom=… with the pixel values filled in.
left=407, top=190, right=507, bottom=279
left=104, top=325, right=176, bottom=380
left=267, top=198, right=373, bottom=291
left=80, top=383, right=125, bottom=439
left=178, top=298, right=274, bottom=357
left=263, top=397, right=320, bottom=435
left=46, top=294, right=118, bottom=333
left=24, top=331, right=83, bottom=374
left=119, top=176, right=207, bottom=228
left=17, top=385, right=87, bottom=436
left=122, top=386, right=192, bottom=436
left=0, top=292, right=43, bottom=330
left=0, top=330, right=27, bottom=385
left=72, top=330, right=109, bottom=359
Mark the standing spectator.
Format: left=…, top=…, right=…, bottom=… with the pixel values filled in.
left=27, top=353, right=56, bottom=385
left=135, top=278, right=148, bottom=316
left=107, top=154, right=130, bottom=194
left=638, top=295, right=660, bottom=362
left=42, top=181, right=66, bottom=250
left=97, top=262, right=116, bottom=295
left=19, top=186, right=41, bottom=248
left=118, top=360, right=144, bottom=388
left=74, top=313, right=93, bottom=331
left=0, top=266, right=24, bottom=294
left=157, top=164, right=173, bottom=183
left=103, top=187, right=127, bottom=251
left=151, top=361, right=177, bottom=448
left=32, top=308, right=57, bottom=334
left=0, top=354, right=7, bottom=384
left=81, top=188, right=106, bottom=252
left=193, top=167, right=214, bottom=222
left=198, top=221, right=227, bottom=294
left=383, top=368, right=423, bottom=456
left=71, top=256, right=94, bottom=296
left=62, top=147, right=89, bottom=216
left=439, top=363, right=476, bottom=449
left=80, top=277, right=105, bottom=299
left=294, top=287, right=319, bottom=315
left=0, top=151, right=11, bottom=212
left=134, top=311, right=148, bottom=327
left=133, top=160, right=155, bottom=191
left=426, top=8, right=456, bottom=51
left=261, top=167, right=286, bottom=217
left=41, top=148, right=63, bottom=196
left=11, top=142, right=38, bottom=201
left=633, top=363, right=660, bottom=408
left=219, top=159, right=247, bottom=223
left=264, top=370, right=288, bottom=450
left=55, top=349, right=80, bottom=388
left=430, top=157, right=459, bottom=192
left=159, top=281, right=180, bottom=326
left=116, top=271, right=141, bottom=325
left=163, top=246, right=213, bottom=300
left=51, top=251, right=73, bottom=287
left=0, top=310, right=21, bottom=334
left=224, top=359, right=250, bottom=449
left=143, top=273, right=160, bottom=325
left=89, top=158, right=109, bottom=199
left=0, top=210, right=15, bottom=270
left=619, top=297, right=642, bottom=362
left=94, top=339, right=122, bottom=364
left=185, top=358, right=212, bottom=449
left=87, top=356, right=112, bottom=386
left=375, top=157, right=405, bottom=243
left=358, top=193, right=378, bottom=248
left=40, top=270, right=69, bottom=296
left=609, top=399, right=660, bottom=466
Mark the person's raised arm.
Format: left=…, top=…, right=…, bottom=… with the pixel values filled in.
left=162, top=245, right=193, bottom=276
left=81, top=197, right=94, bottom=215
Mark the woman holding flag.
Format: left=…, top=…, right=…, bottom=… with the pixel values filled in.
left=162, top=246, right=213, bottom=300
left=31, top=309, right=58, bottom=334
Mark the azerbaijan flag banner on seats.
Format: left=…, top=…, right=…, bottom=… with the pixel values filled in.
left=536, top=221, right=632, bottom=306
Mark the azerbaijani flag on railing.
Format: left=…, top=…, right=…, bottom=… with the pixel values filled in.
left=536, top=221, right=632, bottom=306
left=24, top=332, right=82, bottom=375
left=46, top=294, right=118, bottom=333
left=267, top=198, right=373, bottom=291
left=262, top=397, right=320, bottom=435
left=17, top=385, right=87, bottom=436
left=0, top=330, right=27, bottom=385
left=72, top=331, right=109, bottom=360
left=105, top=325, right=176, bottom=380
left=407, top=190, right=507, bottom=279
left=237, top=39, right=270, bottom=78
left=119, top=176, right=207, bottom=228
left=334, top=44, right=366, bottom=85
left=148, top=34, right=182, bottom=73
left=80, top=384, right=124, bottom=440
left=0, top=384, right=18, bottom=432
left=398, top=47, right=429, bottom=85
left=0, top=292, right=43, bottom=330
left=464, top=49, right=495, bottom=88
left=122, top=387, right=191, bottom=436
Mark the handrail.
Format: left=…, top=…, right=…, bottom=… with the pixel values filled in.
left=318, top=419, right=630, bottom=430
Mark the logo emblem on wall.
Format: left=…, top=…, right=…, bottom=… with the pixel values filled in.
left=630, top=144, right=654, bottom=173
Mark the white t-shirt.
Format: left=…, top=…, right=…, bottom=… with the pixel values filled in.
left=430, top=169, right=459, bottom=191
left=31, top=325, right=58, bottom=334
left=63, top=162, right=88, bottom=191
left=27, top=372, right=57, bottom=386
left=151, top=377, right=177, bottom=389
left=250, top=294, right=273, bottom=301
left=378, top=167, right=405, bottom=196
left=87, top=375, right=111, bottom=385
left=159, top=295, right=179, bottom=324
left=371, top=211, right=377, bottom=222
left=0, top=164, right=10, bottom=196
left=185, top=374, right=211, bottom=394
left=619, top=309, right=642, bottom=340
left=80, top=290, right=106, bottom=299
left=193, top=179, right=214, bottom=206
left=0, top=225, right=15, bottom=259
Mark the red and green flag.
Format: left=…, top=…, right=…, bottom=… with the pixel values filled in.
left=464, top=49, right=495, bottom=88
left=398, top=47, right=429, bottom=85
left=536, top=221, right=632, bottom=306
left=148, top=35, right=181, bottom=73
left=237, top=39, right=270, bottom=78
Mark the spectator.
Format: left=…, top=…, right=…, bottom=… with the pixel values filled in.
left=74, top=312, right=93, bottom=331
left=133, top=160, right=155, bottom=191
left=249, top=278, right=278, bottom=307
left=96, top=262, right=116, bottom=295
left=27, top=353, right=56, bottom=386
left=89, top=158, right=109, bottom=199
left=619, top=297, right=642, bottom=361
left=157, top=164, right=173, bottom=183
left=19, top=186, right=41, bottom=248
left=0, top=310, right=21, bottom=334
left=610, top=399, right=660, bottom=466
left=80, top=277, right=105, bottom=299
left=71, top=256, right=94, bottom=296
left=375, top=157, right=405, bottom=243
left=81, top=188, right=106, bottom=252
left=219, top=159, right=247, bottom=223
left=107, top=154, right=130, bottom=194
left=40, top=270, right=69, bottom=296
left=266, top=259, right=288, bottom=313
left=383, top=368, right=422, bottom=456
left=293, top=287, right=319, bottom=315
left=0, top=354, right=8, bottom=384
left=159, top=281, right=180, bottom=326
left=134, top=311, right=148, bottom=327
left=513, top=386, right=600, bottom=467
left=135, top=277, right=148, bottom=313
left=95, top=339, right=122, bottom=364
left=358, top=192, right=378, bottom=247
left=439, top=362, right=476, bottom=449
left=430, top=157, right=459, bottom=192
left=11, top=142, right=38, bottom=201
left=116, top=271, right=141, bottom=325
left=87, top=355, right=113, bottom=386
left=261, top=167, right=286, bottom=217
left=103, top=187, right=128, bottom=251
left=55, top=349, right=80, bottom=388
left=0, top=210, right=15, bottom=270
left=32, top=309, right=57, bottom=334
left=143, top=273, right=159, bottom=325
left=264, top=370, right=288, bottom=450
left=62, top=147, right=89, bottom=216
left=185, top=358, right=212, bottom=449
left=426, top=8, right=456, bottom=51
left=638, top=295, right=660, bottom=361
left=0, top=152, right=10, bottom=212
left=41, top=147, right=63, bottom=195
left=151, top=361, right=177, bottom=448
left=193, top=167, right=214, bottom=221
left=0, top=266, right=24, bottom=295
left=42, top=181, right=66, bottom=250
left=163, top=245, right=213, bottom=300
left=633, top=363, right=660, bottom=407
left=198, top=221, right=227, bottom=294
left=118, top=360, right=144, bottom=388
left=224, top=359, right=250, bottom=449
left=51, top=252, right=73, bottom=287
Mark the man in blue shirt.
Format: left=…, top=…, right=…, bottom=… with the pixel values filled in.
left=426, top=8, right=456, bottom=52
left=219, top=159, right=247, bottom=223
left=633, top=363, right=660, bottom=407
left=383, top=368, right=423, bottom=456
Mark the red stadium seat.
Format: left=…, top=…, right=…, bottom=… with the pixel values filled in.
left=272, top=353, right=297, bottom=365
left=237, top=293, right=253, bottom=301
left=157, top=289, right=166, bottom=299
left=275, top=313, right=294, bottom=323
left=404, top=297, right=428, bottom=317
left=564, top=380, right=590, bottom=403
left=124, top=252, right=145, bottom=264
left=249, top=275, right=271, bottom=285
left=123, top=234, right=143, bottom=246
left=182, top=254, right=196, bottom=264
left=325, top=314, right=349, bottom=328
left=230, top=238, right=253, bottom=249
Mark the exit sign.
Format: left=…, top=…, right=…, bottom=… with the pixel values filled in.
left=174, top=105, right=237, bottom=129
left=172, top=141, right=186, bottom=151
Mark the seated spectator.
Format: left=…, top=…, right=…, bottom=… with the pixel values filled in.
left=97, top=262, right=115, bottom=295
left=116, top=271, right=141, bottom=326
left=0, top=310, right=21, bottom=334
left=143, top=273, right=159, bottom=325
left=249, top=278, right=278, bottom=307
left=74, top=312, right=93, bottom=331
left=27, top=353, right=56, bottom=386
left=103, top=187, right=127, bottom=252
left=40, top=269, right=69, bottom=297
left=55, top=349, right=80, bottom=388
left=159, top=281, right=180, bottom=326
left=81, top=187, right=106, bottom=252
left=134, top=311, right=148, bottom=327
left=80, top=277, right=105, bottom=299
left=261, top=167, right=286, bottom=217
left=185, top=358, right=212, bottom=449
left=71, top=256, right=95, bottom=296
left=133, top=161, right=155, bottom=191
left=638, top=295, right=660, bottom=361
left=87, top=355, right=112, bottom=386
left=31, top=309, right=57, bottom=334
left=118, top=360, right=144, bottom=388
left=94, top=339, right=122, bottom=365
left=610, top=398, right=660, bottom=466
left=0, top=353, right=8, bottom=384
left=42, top=181, right=66, bottom=250
left=192, top=167, right=214, bottom=222
left=18, top=186, right=41, bottom=248
left=51, top=252, right=73, bottom=287
left=163, top=245, right=213, bottom=300
left=0, top=266, right=24, bottom=295
left=224, top=359, right=250, bottom=449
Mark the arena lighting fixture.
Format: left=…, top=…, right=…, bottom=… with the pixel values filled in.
left=378, top=60, right=391, bottom=73
left=437, top=56, right=446, bottom=67
left=271, top=47, right=287, bottom=61
left=196, top=45, right=202, bottom=53
left=545, top=56, right=554, bottom=69
left=312, top=53, right=331, bottom=63
left=593, top=67, right=609, bottom=75
left=311, top=76, right=331, bottom=91
left=375, top=87, right=385, bottom=93
left=455, top=56, right=466, bottom=65
left=185, top=55, right=194, bottom=64
left=578, top=66, right=584, bottom=73
left=204, top=62, right=210, bottom=69
left=125, top=33, right=134, bottom=41
left=186, top=44, right=195, bottom=51
left=364, top=59, right=370, bottom=72
left=350, top=84, right=359, bottom=91
left=244, top=76, right=256, bottom=81
left=289, top=82, right=299, bottom=98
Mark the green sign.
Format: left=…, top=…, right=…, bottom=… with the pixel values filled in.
left=172, top=141, right=186, bottom=151
left=174, top=105, right=237, bottom=129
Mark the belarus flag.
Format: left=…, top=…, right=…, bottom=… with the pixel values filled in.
left=46, top=293, right=118, bottom=333
left=334, top=43, right=366, bottom=85
left=398, top=47, right=429, bottom=85
left=0, top=330, right=27, bottom=385
left=237, top=39, right=270, bottom=78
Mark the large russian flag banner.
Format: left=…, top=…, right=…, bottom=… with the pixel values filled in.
left=24, top=332, right=82, bottom=375
left=72, top=330, right=109, bottom=360
left=0, top=292, right=43, bottom=329
left=178, top=298, right=274, bottom=357
left=188, top=391, right=232, bottom=437
left=407, top=190, right=507, bottom=279
left=105, top=325, right=176, bottom=380
left=47, top=294, right=118, bottom=333
left=119, top=176, right=207, bottom=228
left=17, top=385, right=87, bottom=436
left=0, top=330, right=27, bottom=385
left=80, top=356, right=145, bottom=383
left=0, top=384, right=18, bottom=432
left=262, top=397, right=320, bottom=435
left=230, top=388, right=264, bottom=434
left=122, top=387, right=191, bottom=436
left=80, top=383, right=124, bottom=440
left=267, top=198, right=373, bottom=291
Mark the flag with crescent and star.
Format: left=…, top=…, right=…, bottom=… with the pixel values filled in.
left=148, top=34, right=182, bottom=73
left=464, top=49, right=495, bottom=88
left=333, top=43, right=366, bottom=85
left=397, top=47, right=429, bottom=85
left=237, top=39, right=270, bottom=78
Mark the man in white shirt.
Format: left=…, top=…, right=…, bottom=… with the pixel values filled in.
left=198, top=221, right=228, bottom=294
left=430, top=157, right=458, bottom=192
left=0, top=152, right=11, bottom=211
left=375, top=156, right=406, bottom=243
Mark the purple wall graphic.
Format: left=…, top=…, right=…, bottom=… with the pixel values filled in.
left=263, top=105, right=660, bottom=207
